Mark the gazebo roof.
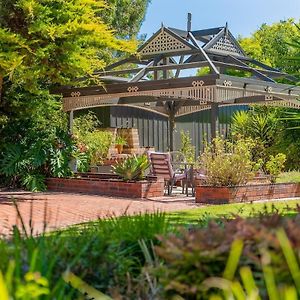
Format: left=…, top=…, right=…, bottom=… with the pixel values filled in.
left=60, top=14, right=300, bottom=116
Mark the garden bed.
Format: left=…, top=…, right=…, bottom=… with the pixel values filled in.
left=195, top=183, right=300, bottom=204
left=46, top=174, right=164, bottom=199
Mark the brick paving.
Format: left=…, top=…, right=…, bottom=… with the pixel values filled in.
left=0, top=189, right=200, bottom=235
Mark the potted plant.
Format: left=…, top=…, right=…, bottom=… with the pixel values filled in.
left=115, top=135, right=127, bottom=154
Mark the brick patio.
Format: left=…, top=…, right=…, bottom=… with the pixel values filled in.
left=0, top=189, right=199, bottom=235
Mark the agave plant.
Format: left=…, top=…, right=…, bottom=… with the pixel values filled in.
left=112, top=154, right=150, bottom=181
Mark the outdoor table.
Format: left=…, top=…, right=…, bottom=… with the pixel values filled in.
left=172, top=162, right=194, bottom=196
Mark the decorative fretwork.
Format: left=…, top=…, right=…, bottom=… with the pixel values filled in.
left=63, top=86, right=216, bottom=112
left=176, top=104, right=210, bottom=117
left=210, top=35, right=244, bottom=56
left=63, top=83, right=299, bottom=112
left=139, top=30, right=192, bottom=56
left=261, top=100, right=300, bottom=109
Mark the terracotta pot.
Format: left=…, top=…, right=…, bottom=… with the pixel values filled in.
left=115, top=144, right=123, bottom=154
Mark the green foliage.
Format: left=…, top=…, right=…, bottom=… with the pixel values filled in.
left=266, top=153, right=287, bottom=183
left=0, top=0, right=137, bottom=89
left=231, top=106, right=300, bottom=170
left=203, top=229, right=300, bottom=300
left=276, top=171, right=300, bottom=183
left=180, top=130, right=196, bottom=163
left=115, top=135, right=127, bottom=146
left=73, top=112, right=101, bottom=138
left=231, top=107, right=279, bottom=148
left=0, top=209, right=170, bottom=299
left=73, top=113, right=113, bottom=165
left=0, top=0, right=144, bottom=189
left=239, top=19, right=300, bottom=75
left=154, top=210, right=300, bottom=299
left=0, top=89, right=77, bottom=190
left=63, top=271, right=112, bottom=300
left=112, top=154, right=150, bottom=181
left=21, top=174, right=46, bottom=193
left=199, top=137, right=254, bottom=186
left=101, top=0, right=151, bottom=39
left=0, top=268, right=50, bottom=300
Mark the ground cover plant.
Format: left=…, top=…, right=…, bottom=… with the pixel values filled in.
left=0, top=200, right=299, bottom=299
left=154, top=208, right=300, bottom=300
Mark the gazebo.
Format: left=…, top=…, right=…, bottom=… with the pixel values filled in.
left=60, top=14, right=300, bottom=151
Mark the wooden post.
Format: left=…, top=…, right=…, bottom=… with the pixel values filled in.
left=162, top=57, right=168, bottom=79
left=210, top=102, right=219, bottom=140
left=168, top=110, right=175, bottom=151
left=68, top=110, right=74, bottom=134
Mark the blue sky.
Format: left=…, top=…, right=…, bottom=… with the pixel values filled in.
left=139, top=0, right=300, bottom=38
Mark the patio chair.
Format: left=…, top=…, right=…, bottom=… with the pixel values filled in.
left=147, top=151, right=187, bottom=195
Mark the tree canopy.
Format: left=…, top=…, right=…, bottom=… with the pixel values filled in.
left=0, top=0, right=138, bottom=92
left=239, top=19, right=300, bottom=75
left=0, top=0, right=150, bottom=190
left=102, top=0, right=151, bottom=39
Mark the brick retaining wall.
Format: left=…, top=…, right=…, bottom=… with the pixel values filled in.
left=195, top=183, right=300, bottom=204
left=46, top=177, right=164, bottom=199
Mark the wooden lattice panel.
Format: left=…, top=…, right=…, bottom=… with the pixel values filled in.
left=139, top=30, right=192, bottom=56
left=210, top=35, right=244, bottom=56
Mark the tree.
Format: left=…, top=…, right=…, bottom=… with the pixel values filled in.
left=0, top=0, right=137, bottom=94
left=102, top=0, right=151, bottom=39
left=239, top=19, right=300, bottom=75
left=0, top=0, right=141, bottom=190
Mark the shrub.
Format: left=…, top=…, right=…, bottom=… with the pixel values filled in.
left=82, top=131, right=113, bottom=165
left=112, top=154, right=150, bottom=181
left=231, top=106, right=300, bottom=170
left=266, top=153, right=287, bottom=183
left=199, top=137, right=254, bottom=186
left=0, top=89, right=73, bottom=191
left=180, top=130, right=196, bottom=164
left=73, top=113, right=113, bottom=165
left=154, top=208, right=300, bottom=299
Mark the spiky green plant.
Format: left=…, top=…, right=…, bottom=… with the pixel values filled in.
left=112, top=154, right=150, bottom=181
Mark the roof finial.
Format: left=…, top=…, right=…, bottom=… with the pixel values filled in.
left=187, top=12, right=192, bottom=32
left=225, top=22, right=229, bottom=36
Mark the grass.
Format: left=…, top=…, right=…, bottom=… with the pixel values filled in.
left=277, top=171, right=300, bottom=183
left=168, top=199, right=300, bottom=224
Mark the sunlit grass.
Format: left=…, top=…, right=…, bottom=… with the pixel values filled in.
left=167, top=199, right=300, bottom=224
left=277, top=171, right=300, bottom=183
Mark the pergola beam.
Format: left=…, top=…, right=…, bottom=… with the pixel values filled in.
left=188, top=32, right=220, bottom=75
left=226, top=55, right=275, bottom=82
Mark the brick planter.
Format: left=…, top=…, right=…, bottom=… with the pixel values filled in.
left=46, top=176, right=164, bottom=199
left=195, top=183, right=300, bottom=204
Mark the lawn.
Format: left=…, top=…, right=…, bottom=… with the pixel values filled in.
left=276, top=171, right=300, bottom=183
left=168, top=199, right=300, bottom=224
